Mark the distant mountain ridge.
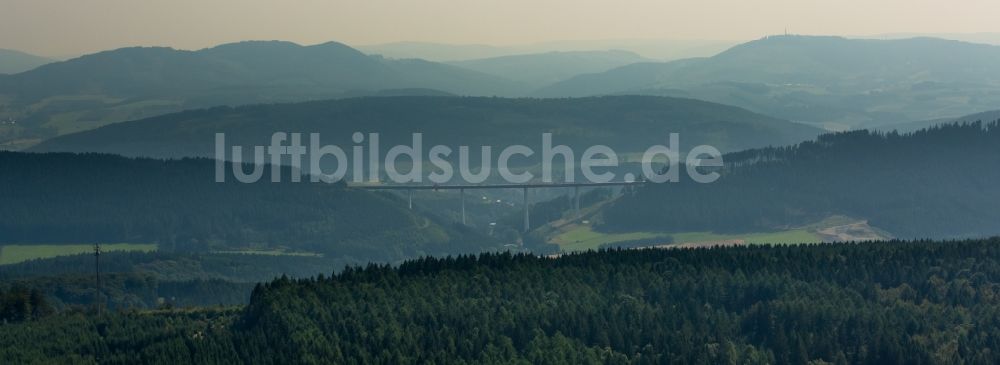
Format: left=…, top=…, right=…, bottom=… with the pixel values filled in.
left=0, top=40, right=522, bottom=146
left=357, top=39, right=738, bottom=61
left=535, top=36, right=1000, bottom=129
left=1, top=40, right=520, bottom=101
left=447, top=50, right=649, bottom=87
left=7, top=35, right=999, bottom=150
left=0, top=49, right=53, bottom=74
left=878, top=109, right=1000, bottom=133
left=538, top=36, right=1000, bottom=94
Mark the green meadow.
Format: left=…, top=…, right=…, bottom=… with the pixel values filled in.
left=0, top=243, right=157, bottom=265
left=550, top=225, right=822, bottom=252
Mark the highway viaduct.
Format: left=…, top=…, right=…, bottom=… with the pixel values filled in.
left=351, top=181, right=647, bottom=232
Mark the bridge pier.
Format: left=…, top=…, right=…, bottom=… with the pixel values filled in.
left=574, top=186, right=581, bottom=220
left=353, top=182, right=646, bottom=229
left=523, top=187, right=530, bottom=233
left=460, top=188, right=466, bottom=225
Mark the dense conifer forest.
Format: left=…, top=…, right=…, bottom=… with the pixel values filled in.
left=604, top=121, right=1000, bottom=238
left=4, top=239, right=1000, bottom=364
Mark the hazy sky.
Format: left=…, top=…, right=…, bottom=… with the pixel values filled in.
left=3, top=0, right=999, bottom=57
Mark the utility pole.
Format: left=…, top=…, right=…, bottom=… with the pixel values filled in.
left=94, top=243, right=102, bottom=314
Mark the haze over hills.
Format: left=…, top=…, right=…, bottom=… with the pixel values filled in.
left=1, top=40, right=519, bottom=101
left=0, top=38, right=736, bottom=144
left=0, top=49, right=53, bottom=74
left=446, top=50, right=650, bottom=87
left=878, top=109, right=1000, bottom=133
left=6, top=35, right=1000, bottom=151
left=866, top=32, right=1000, bottom=45
left=29, top=95, right=823, bottom=163
left=0, top=40, right=522, bottom=147
left=535, top=35, right=1000, bottom=130
left=357, top=39, right=739, bottom=61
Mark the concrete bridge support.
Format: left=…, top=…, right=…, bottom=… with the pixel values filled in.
left=460, top=188, right=466, bottom=225
left=523, top=187, right=530, bottom=233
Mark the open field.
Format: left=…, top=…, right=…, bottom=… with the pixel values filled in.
left=548, top=226, right=669, bottom=252
left=549, top=225, right=824, bottom=252
left=544, top=213, right=894, bottom=252
left=672, top=230, right=822, bottom=245
left=0, top=243, right=157, bottom=265
left=0, top=137, right=43, bottom=151
left=810, top=216, right=893, bottom=242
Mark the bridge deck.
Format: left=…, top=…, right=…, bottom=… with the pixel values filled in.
left=349, top=181, right=646, bottom=190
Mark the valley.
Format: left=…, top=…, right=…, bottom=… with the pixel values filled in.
left=3, top=7, right=1000, bottom=362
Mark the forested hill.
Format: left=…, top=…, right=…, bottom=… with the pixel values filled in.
left=6, top=239, right=1000, bottom=363
left=534, top=36, right=1000, bottom=129
left=0, top=151, right=493, bottom=261
left=29, top=95, right=822, bottom=159
left=0, top=40, right=521, bottom=146
left=0, top=41, right=519, bottom=102
left=603, top=121, right=1000, bottom=238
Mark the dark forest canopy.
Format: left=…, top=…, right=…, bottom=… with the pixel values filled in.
left=602, top=121, right=1000, bottom=239
left=0, top=151, right=496, bottom=261
left=5, top=239, right=1000, bottom=364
